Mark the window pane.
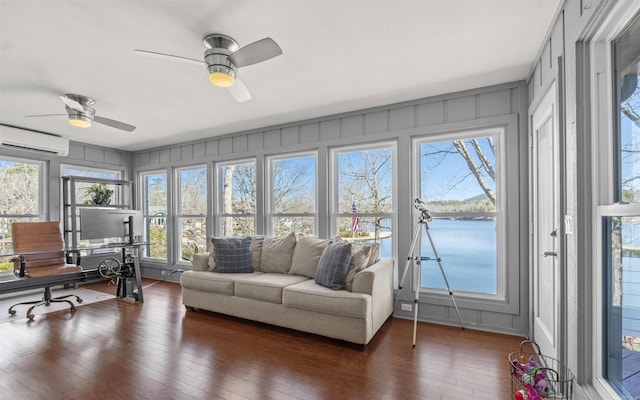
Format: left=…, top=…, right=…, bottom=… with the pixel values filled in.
left=337, top=216, right=393, bottom=259
left=335, top=146, right=394, bottom=258
left=419, top=138, right=496, bottom=211
left=143, top=172, right=167, bottom=259
left=179, top=168, right=207, bottom=215
left=220, top=216, right=254, bottom=236
left=616, top=13, right=640, bottom=203
left=62, top=166, right=120, bottom=206
left=273, top=216, right=314, bottom=237
left=337, top=148, right=393, bottom=214
left=604, top=216, right=640, bottom=398
left=219, top=162, right=255, bottom=236
left=273, top=156, right=316, bottom=213
left=421, top=218, right=497, bottom=294
left=419, top=136, right=498, bottom=294
left=0, top=159, right=42, bottom=259
left=178, top=217, right=206, bottom=261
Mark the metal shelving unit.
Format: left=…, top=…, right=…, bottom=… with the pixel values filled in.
left=61, top=176, right=133, bottom=250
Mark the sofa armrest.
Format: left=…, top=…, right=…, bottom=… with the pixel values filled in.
left=352, top=259, right=394, bottom=296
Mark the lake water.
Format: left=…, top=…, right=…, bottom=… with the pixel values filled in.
left=379, top=218, right=497, bottom=294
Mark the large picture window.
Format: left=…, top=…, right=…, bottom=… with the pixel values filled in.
left=598, top=11, right=640, bottom=399
left=216, top=160, right=255, bottom=236
left=267, top=152, right=317, bottom=237
left=141, top=170, right=168, bottom=260
left=415, top=131, right=502, bottom=295
left=332, top=144, right=395, bottom=259
left=0, top=157, right=44, bottom=272
left=176, top=166, right=207, bottom=262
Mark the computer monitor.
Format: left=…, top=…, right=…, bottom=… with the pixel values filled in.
left=79, top=208, right=143, bottom=241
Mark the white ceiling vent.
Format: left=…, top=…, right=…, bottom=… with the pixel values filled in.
left=0, top=125, right=69, bottom=156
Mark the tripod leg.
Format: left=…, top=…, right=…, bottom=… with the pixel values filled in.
left=413, top=258, right=420, bottom=347
left=423, top=225, right=465, bottom=329
left=395, top=222, right=424, bottom=311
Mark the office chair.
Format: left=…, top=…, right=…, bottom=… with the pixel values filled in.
left=8, top=221, right=83, bottom=321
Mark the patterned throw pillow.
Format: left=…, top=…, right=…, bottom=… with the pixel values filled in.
left=211, top=236, right=253, bottom=273
left=314, top=241, right=352, bottom=290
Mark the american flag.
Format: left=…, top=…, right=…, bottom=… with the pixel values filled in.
left=352, top=199, right=359, bottom=233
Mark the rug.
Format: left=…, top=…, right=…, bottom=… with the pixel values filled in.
left=0, top=287, right=115, bottom=323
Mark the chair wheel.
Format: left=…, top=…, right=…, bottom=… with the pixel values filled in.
left=77, top=299, right=83, bottom=304
left=9, top=310, right=16, bottom=316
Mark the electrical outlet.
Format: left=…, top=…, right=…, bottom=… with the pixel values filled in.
left=401, top=303, right=412, bottom=312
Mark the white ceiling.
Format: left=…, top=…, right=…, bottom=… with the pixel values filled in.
left=0, top=0, right=561, bottom=152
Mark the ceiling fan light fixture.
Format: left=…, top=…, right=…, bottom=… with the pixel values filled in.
left=208, top=70, right=235, bottom=87
left=68, top=116, right=92, bottom=128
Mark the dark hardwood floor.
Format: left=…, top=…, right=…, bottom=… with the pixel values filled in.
left=0, top=279, right=526, bottom=400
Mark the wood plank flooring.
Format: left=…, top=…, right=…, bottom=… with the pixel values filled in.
left=0, top=279, right=526, bottom=400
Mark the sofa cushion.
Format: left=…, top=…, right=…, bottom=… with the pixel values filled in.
left=314, top=241, right=352, bottom=290
left=283, top=279, right=370, bottom=318
left=208, top=244, right=217, bottom=271
left=289, top=237, right=331, bottom=278
left=366, top=243, right=380, bottom=266
left=260, top=231, right=297, bottom=273
left=180, top=270, right=262, bottom=295
left=191, top=252, right=210, bottom=272
left=234, top=273, right=309, bottom=304
left=251, top=236, right=264, bottom=271
left=212, top=236, right=254, bottom=273
left=344, top=244, right=372, bottom=291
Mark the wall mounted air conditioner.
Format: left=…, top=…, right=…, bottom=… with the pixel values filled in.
left=0, top=125, right=69, bottom=156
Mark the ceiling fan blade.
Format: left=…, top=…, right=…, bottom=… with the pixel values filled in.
left=134, top=49, right=204, bottom=67
left=25, top=114, right=65, bottom=117
left=229, top=38, right=282, bottom=68
left=59, top=95, right=84, bottom=112
left=94, top=116, right=136, bottom=132
left=226, top=78, right=252, bottom=103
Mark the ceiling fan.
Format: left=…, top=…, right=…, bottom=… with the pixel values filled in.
left=134, top=33, right=283, bottom=103
left=26, top=94, right=136, bottom=132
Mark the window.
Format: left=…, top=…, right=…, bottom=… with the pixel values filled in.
left=141, top=171, right=168, bottom=260
left=332, top=143, right=395, bottom=259
left=176, top=166, right=207, bottom=262
left=267, top=152, right=317, bottom=237
left=216, top=160, right=255, bottom=236
left=415, top=131, right=502, bottom=295
left=0, top=157, right=44, bottom=272
left=596, top=10, right=640, bottom=399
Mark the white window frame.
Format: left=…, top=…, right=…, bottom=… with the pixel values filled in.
left=0, top=156, right=46, bottom=276
left=412, top=128, right=506, bottom=300
left=265, top=151, right=318, bottom=237
left=214, top=158, right=256, bottom=237
left=590, top=1, right=640, bottom=398
left=139, top=169, right=169, bottom=263
left=329, top=141, right=397, bottom=259
left=174, top=165, right=207, bottom=264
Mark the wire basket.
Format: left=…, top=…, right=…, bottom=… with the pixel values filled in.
left=508, top=340, right=574, bottom=399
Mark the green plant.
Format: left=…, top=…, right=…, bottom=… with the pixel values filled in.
left=84, top=183, right=114, bottom=205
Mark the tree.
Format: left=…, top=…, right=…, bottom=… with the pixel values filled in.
left=421, top=137, right=496, bottom=210
left=339, top=149, right=392, bottom=241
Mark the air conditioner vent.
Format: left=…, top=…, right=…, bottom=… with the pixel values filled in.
left=0, top=125, right=69, bottom=156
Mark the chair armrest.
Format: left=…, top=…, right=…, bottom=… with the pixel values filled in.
left=352, top=259, right=394, bottom=296
left=12, top=255, right=26, bottom=278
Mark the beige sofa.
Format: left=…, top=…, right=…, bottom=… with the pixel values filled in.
left=180, top=233, right=394, bottom=346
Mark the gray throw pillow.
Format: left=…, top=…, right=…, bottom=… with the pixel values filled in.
left=260, top=232, right=297, bottom=273
left=211, top=236, right=253, bottom=273
left=314, top=241, right=352, bottom=290
left=289, top=237, right=331, bottom=278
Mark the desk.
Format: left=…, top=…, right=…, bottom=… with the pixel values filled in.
left=71, top=242, right=146, bottom=303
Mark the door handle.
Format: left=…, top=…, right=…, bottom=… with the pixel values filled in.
left=543, top=251, right=557, bottom=257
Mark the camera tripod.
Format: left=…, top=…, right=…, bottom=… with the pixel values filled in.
left=397, top=214, right=464, bottom=347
